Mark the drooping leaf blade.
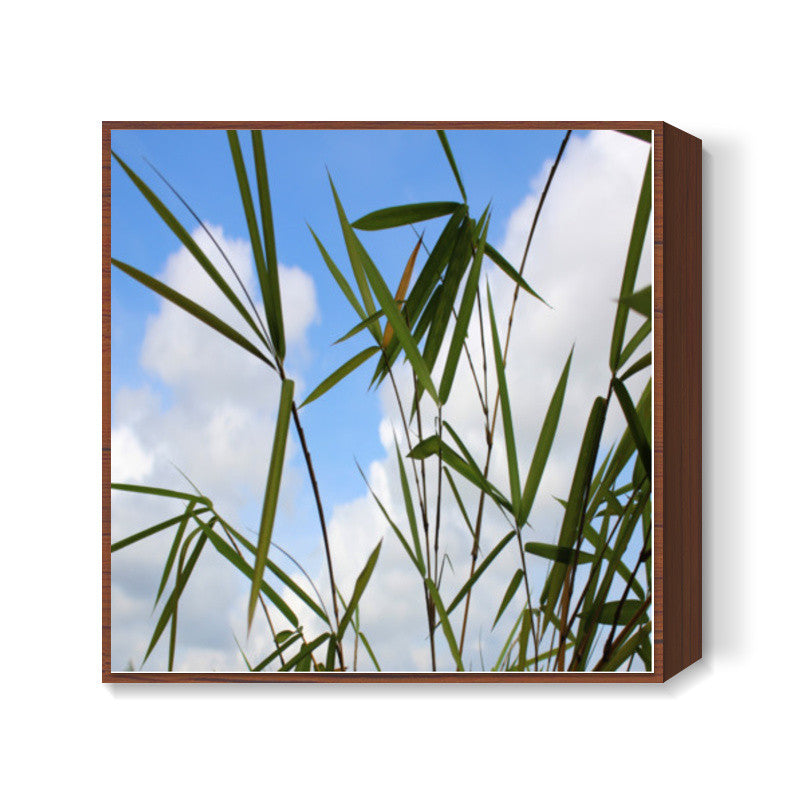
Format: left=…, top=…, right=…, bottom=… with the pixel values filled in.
left=300, top=346, right=380, bottom=408
left=353, top=201, right=463, bottom=231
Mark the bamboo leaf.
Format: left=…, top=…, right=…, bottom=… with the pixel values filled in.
left=248, top=379, right=294, bottom=630
left=335, top=310, right=386, bottom=344
left=518, top=348, right=573, bottom=525
left=443, top=467, right=475, bottom=540
left=308, top=225, right=369, bottom=324
left=619, top=352, right=651, bottom=382
left=300, top=346, right=380, bottom=407
left=279, top=633, right=330, bottom=672
left=142, top=529, right=208, bottom=665
left=338, top=540, right=383, bottom=639
left=493, top=569, right=523, bottom=630
left=111, top=151, right=270, bottom=351
left=393, top=437, right=425, bottom=571
left=610, top=152, right=652, bottom=371
left=447, top=531, right=516, bottom=614
left=251, top=130, right=286, bottom=359
left=578, top=599, right=644, bottom=626
left=612, top=378, right=652, bottom=483
left=426, top=578, right=464, bottom=671
left=353, top=201, right=463, bottom=231
left=250, top=631, right=303, bottom=671
left=328, top=176, right=379, bottom=331
left=111, top=259, right=274, bottom=369
left=597, top=622, right=651, bottom=672
left=153, top=500, right=197, bottom=606
left=525, top=541, right=594, bottom=565
left=484, top=243, right=549, bottom=306
left=110, top=511, right=191, bottom=553
left=621, top=285, right=651, bottom=319
left=487, top=286, right=521, bottom=513
left=436, top=130, right=467, bottom=202
left=618, top=318, right=651, bottom=369
left=111, top=482, right=210, bottom=505
left=439, top=210, right=488, bottom=404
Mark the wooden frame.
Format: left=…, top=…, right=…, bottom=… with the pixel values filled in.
left=102, top=121, right=701, bottom=683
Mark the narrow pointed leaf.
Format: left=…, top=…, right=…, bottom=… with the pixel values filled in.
left=337, top=540, right=383, bottom=639
left=439, top=211, right=488, bottom=403
left=111, top=482, right=210, bottom=505
left=446, top=531, right=516, bottom=614
left=334, top=310, right=385, bottom=344
left=279, top=633, right=330, bottom=672
left=353, top=201, right=463, bottom=231
left=618, top=318, right=652, bottom=369
left=436, top=130, right=467, bottom=202
left=518, top=349, right=573, bottom=525
left=493, top=569, right=524, bottom=629
left=382, top=236, right=423, bottom=348
left=485, top=243, right=549, bottom=306
left=248, top=379, right=294, bottom=630
left=619, top=352, right=651, bottom=382
left=612, top=378, right=652, bottom=483
left=610, top=152, right=652, bottom=371
left=112, top=259, right=274, bottom=368
left=578, top=599, right=644, bottom=626
left=309, top=225, right=368, bottom=324
left=487, top=287, right=521, bottom=512
left=621, top=285, right=651, bottom=319
left=251, top=130, right=286, bottom=359
left=525, top=541, right=594, bottom=565
left=300, top=346, right=380, bottom=407
left=110, top=512, right=190, bottom=553
left=426, top=578, right=464, bottom=671
left=394, top=438, right=425, bottom=571
left=153, top=500, right=197, bottom=606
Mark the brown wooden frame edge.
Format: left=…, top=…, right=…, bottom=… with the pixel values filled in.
left=102, top=120, right=699, bottom=684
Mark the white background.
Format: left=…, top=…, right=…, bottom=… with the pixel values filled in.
left=2, top=1, right=795, bottom=797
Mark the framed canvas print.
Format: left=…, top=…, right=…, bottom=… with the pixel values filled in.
left=102, top=122, right=701, bottom=682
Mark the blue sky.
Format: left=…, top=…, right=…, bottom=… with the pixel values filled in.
left=109, top=127, right=652, bottom=671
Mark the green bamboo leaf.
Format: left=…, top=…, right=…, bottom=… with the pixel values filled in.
left=110, top=511, right=190, bottom=553
left=142, top=528, right=208, bottom=665
left=439, top=210, right=488, bottom=404
left=619, top=352, right=652, bottom=382
left=251, top=130, right=286, bottom=359
left=492, top=610, right=524, bottom=671
left=618, top=318, right=651, bottom=369
left=111, top=259, right=274, bottom=369
left=300, top=346, right=380, bottom=408
left=352, top=201, right=463, bottom=231
left=111, top=482, right=210, bottom=505
left=394, top=437, right=425, bottom=571
left=328, top=176, right=379, bottom=331
left=250, top=631, right=303, bottom=671
left=487, top=286, right=521, bottom=513
left=112, top=151, right=269, bottom=351
left=517, top=607, right=531, bottom=670
left=518, top=348, right=573, bottom=525
left=337, top=540, right=383, bottom=639
left=447, top=531, right=516, bottom=614
left=215, top=518, right=328, bottom=623
left=484, top=243, right=549, bottom=306
left=153, top=500, right=197, bottom=606
left=493, top=569, right=523, bottom=630
left=358, top=632, right=382, bottom=671
left=443, top=467, right=475, bottom=540
left=578, top=599, right=643, bottom=626
left=279, top=633, right=330, bottom=672
left=409, top=435, right=512, bottom=513
left=610, top=152, right=652, bottom=371
left=436, top=130, right=467, bottom=202
left=308, top=225, right=369, bottom=324
left=525, top=541, right=594, bottom=565
left=248, top=379, right=294, bottom=630
left=612, top=378, right=652, bottom=483
left=199, top=520, right=299, bottom=627
left=621, top=285, right=651, bottom=319
left=426, top=577, right=464, bottom=671
left=169, top=527, right=201, bottom=670
left=617, top=130, right=652, bottom=143
left=542, top=396, right=607, bottom=618
left=334, top=310, right=386, bottom=344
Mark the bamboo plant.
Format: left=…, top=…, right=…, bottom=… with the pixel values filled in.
left=110, top=128, right=653, bottom=672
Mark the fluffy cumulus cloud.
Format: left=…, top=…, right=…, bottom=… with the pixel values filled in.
left=111, top=224, right=318, bottom=671
left=297, top=130, right=653, bottom=671
left=111, top=131, right=652, bottom=673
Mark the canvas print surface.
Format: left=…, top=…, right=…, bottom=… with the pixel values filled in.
left=109, top=127, right=653, bottom=674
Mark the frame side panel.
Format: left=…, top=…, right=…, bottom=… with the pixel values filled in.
left=662, top=123, right=702, bottom=680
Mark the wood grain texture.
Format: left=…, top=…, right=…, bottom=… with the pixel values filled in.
left=102, top=121, right=699, bottom=684
left=661, top=123, right=703, bottom=679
